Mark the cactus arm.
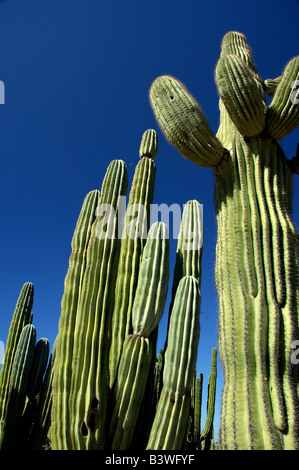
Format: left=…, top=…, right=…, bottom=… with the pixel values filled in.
left=147, top=276, right=201, bottom=450
left=149, top=30, right=299, bottom=449
left=106, top=335, right=152, bottom=450
left=131, top=222, right=170, bottom=337
left=27, top=339, right=57, bottom=449
left=263, top=77, right=282, bottom=98
left=149, top=75, right=225, bottom=168
left=0, top=324, right=36, bottom=450
left=0, top=282, right=34, bottom=423
left=215, top=54, right=266, bottom=137
left=26, top=338, right=50, bottom=400
left=68, top=160, right=128, bottom=450
left=193, top=372, right=203, bottom=448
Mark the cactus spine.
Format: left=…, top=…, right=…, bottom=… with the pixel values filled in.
left=149, top=31, right=299, bottom=449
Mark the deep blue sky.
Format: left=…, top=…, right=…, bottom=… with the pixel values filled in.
left=0, top=0, right=298, bottom=442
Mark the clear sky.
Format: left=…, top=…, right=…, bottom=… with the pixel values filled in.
left=0, top=0, right=298, bottom=443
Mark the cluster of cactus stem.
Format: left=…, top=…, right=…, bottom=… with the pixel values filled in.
left=0, top=282, right=56, bottom=449
left=0, top=129, right=218, bottom=450
left=149, top=31, right=299, bottom=449
left=50, top=128, right=217, bottom=450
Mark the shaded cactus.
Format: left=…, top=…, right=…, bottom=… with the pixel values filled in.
left=0, top=324, right=36, bottom=449
left=63, top=159, right=128, bottom=450
left=149, top=30, right=299, bottom=449
left=27, top=339, right=57, bottom=449
left=49, top=127, right=212, bottom=451
left=0, top=282, right=34, bottom=424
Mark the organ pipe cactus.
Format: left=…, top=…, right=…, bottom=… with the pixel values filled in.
left=0, top=324, right=36, bottom=449
left=107, top=221, right=170, bottom=450
left=0, top=282, right=34, bottom=424
left=200, top=347, right=217, bottom=450
left=27, top=339, right=57, bottom=450
left=109, top=129, right=157, bottom=387
left=147, top=275, right=201, bottom=450
left=51, top=189, right=100, bottom=450
left=149, top=31, right=299, bottom=449
left=51, top=128, right=212, bottom=450
left=64, top=159, right=128, bottom=450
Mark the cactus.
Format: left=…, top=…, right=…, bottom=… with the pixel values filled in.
left=109, top=129, right=157, bottom=387
left=27, top=339, right=57, bottom=449
left=0, top=282, right=34, bottom=424
left=18, top=337, right=50, bottom=445
left=106, top=221, right=170, bottom=449
left=50, top=128, right=212, bottom=450
left=149, top=31, right=299, bottom=449
left=61, top=159, right=128, bottom=450
left=200, top=347, right=217, bottom=450
left=51, top=189, right=100, bottom=449
left=193, top=373, right=203, bottom=448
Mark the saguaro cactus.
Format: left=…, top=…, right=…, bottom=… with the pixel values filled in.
left=149, top=31, right=299, bottom=449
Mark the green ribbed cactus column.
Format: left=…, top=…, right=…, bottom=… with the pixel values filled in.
left=0, top=324, right=36, bottom=449
left=147, top=275, right=201, bottom=450
left=109, top=129, right=157, bottom=388
left=107, top=221, right=170, bottom=450
left=149, top=31, right=299, bottom=450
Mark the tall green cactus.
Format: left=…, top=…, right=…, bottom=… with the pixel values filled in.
left=149, top=31, right=299, bottom=449
left=147, top=275, right=201, bottom=450
left=109, top=129, right=157, bottom=388
left=106, top=221, right=170, bottom=450
left=64, top=159, right=128, bottom=450
left=50, top=128, right=211, bottom=450
left=27, top=339, right=57, bottom=449
left=51, top=189, right=100, bottom=450
left=0, top=324, right=36, bottom=449
left=200, top=347, right=217, bottom=450
left=0, top=282, right=34, bottom=424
